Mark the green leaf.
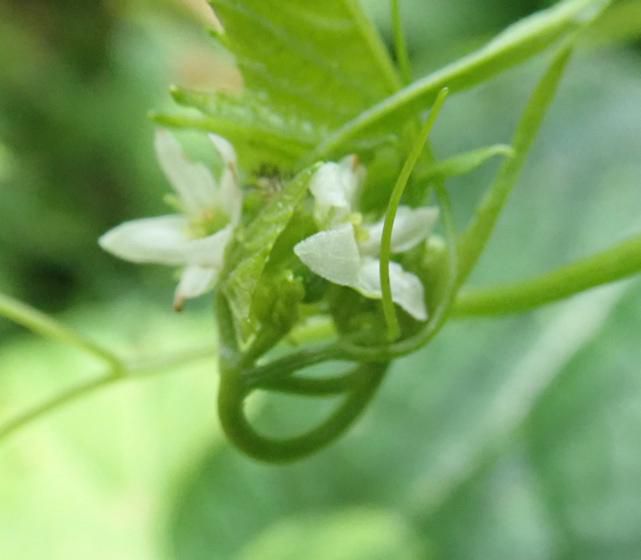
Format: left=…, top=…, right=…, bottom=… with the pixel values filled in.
left=162, top=0, right=401, bottom=167
left=222, top=163, right=320, bottom=339
left=209, top=0, right=400, bottom=126
left=154, top=88, right=321, bottom=170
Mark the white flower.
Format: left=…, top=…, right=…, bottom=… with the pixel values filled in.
left=294, top=156, right=438, bottom=321
left=99, top=130, right=242, bottom=310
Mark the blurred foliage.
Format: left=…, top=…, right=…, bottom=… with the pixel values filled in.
left=1, top=0, right=641, bottom=558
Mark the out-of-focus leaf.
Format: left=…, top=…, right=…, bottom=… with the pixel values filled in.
left=0, top=302, right=220, bottom=560
left=237, top=508, right=425, bottom=560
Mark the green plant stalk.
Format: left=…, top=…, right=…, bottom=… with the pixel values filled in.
left=380, top=88, right=448, bottom=340
left=454, top=233, right=641, bottom=316
left=217, top=361, right=387, bottom=463
left=391, top=0, right=412, bottom=84
left=457, top=41, right=574, bottom=284
left=0, top=293, right=122, bottom=370
left=306, top=0, right=610, bottom=162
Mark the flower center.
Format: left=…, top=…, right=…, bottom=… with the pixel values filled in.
left=188, top=208, right=230, bottom=238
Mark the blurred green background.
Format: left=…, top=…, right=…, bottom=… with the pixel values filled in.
left=1, top=0, right=641, bottom=558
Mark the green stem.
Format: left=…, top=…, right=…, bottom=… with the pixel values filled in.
left=0, top=293, right=122, bottom=370
left=305, top=0, right=609, bottom=162
left=243, top=343, right=347, bottom=389
left=380, top=88, right=448, bottom=340
left=217, top=362, right=387, bottom=463
left=257, top=369, right=366, bottom=396
left=457, top=42, right=574, bottom=284
left=391, top=0, right=412, bottom=84
left=454, top=233, right=641, bottom=316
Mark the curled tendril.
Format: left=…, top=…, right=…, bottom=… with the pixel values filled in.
left=214, top=172, right=459, bottom=463
left=217, top=362, right=387, bottom=463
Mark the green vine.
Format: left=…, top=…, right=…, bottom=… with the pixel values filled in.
left=3, top=0, right=640, bottom=465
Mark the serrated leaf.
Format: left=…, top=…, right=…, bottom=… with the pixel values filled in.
left=156, top=87, right=322, bottom=169
left=210, top=0, right=399, bottom=127
left=162, top=0, right=401, bottom=167
left=222, top=163, right=320, bottom=339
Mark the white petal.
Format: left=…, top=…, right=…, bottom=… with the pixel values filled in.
left=99, top=215, right=191, bottom=265
left=209, top=134, right=237, bottom=171
left=293, top=223, right=361, bottom=286
left=155, top=130, right=218, bottom=216
left=174, top=265, right=218, bottom=310
left=208, top=134, right=242, bottom=223
left=360, top=206, right=439, bottom=256
left=181, top=225, right=233, bottom=268
left=310, top=156, right=363, bottom=226
left=355, top=257, right=428, bottom=321
left=216, top=169, right=243, bottom=224
left=338, top=154, right=366, bottom=201
left=99, top=217, right=233, bottom=270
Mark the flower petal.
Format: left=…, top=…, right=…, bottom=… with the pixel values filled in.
left=99, top=215, right=191, bottom=265
left=217, top=168, right=243, bottom=225
left=309, top=156, right=364, bottom=226
left=99, top=217, right=233, bottom=270
left=155, top=130, right=218, bottom=216
left=294, top=223, right=361, bottom=286
left=208, top=134, right=242, bottom=223
left=174, top=265, right=218, bottom=310
left=209, top=133, right=237, bottom=171
left=180, top=225, right=233, bottom=268
left=355, top=257, right=428, bottom=321
left=359, top=206, right=439, bottom=256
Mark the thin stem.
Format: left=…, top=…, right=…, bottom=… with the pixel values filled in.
left=380, top=88, right=448, bottom=340
left=257, top=369, right=366, bottom=396
left=0, top=375, right=117, bottom=441
left=457, top=41, right=574, bottom=284
left=0, top=293, right=122, bottom=370
left=243, top=343, right=348, bottom=389
left=454, top=233, right=641, bottom=316
left=0, top=344, right=216, bottom=442
left=303, top=0, right=608, bottom=163
left=391, top=0, right=412, bottom=84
